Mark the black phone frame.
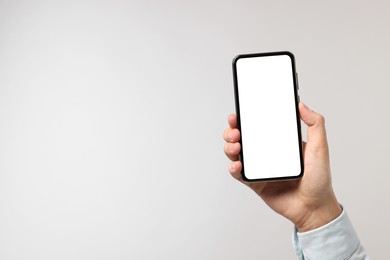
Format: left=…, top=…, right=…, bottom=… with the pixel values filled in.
left=232, top=51, right=304, bottom=182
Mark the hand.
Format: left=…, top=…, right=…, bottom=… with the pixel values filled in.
left=223, top=102, right=342, bottom=232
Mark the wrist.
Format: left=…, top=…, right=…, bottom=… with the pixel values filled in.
left=295, top=196, right=342, bottom=232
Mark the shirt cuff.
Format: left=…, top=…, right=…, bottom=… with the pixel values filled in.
left=292, top=208, right=360, bottom=260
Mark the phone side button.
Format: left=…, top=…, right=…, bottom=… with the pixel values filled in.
left=296, top=73, right=300, bottom=90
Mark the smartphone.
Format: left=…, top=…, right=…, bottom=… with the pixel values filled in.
left=232, top=51, right=303, bottom=182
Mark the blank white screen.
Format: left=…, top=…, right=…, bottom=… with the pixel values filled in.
left=236, top=54, right=301, bottom=180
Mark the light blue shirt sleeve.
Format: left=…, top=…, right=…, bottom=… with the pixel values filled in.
left=292, top=208, right=369, bottom=260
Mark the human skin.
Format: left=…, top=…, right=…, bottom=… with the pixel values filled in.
left=223, top=102, right=342, bottom=232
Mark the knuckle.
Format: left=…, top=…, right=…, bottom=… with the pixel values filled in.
left=224, top=142, right=230, bottom=153
left=224, top=143, right=233, bottom=155
left=316, top=114, right=326, bottom=124
left=232, top=129, right=240, bottom=141
left=223, top=128, right=230, bottom=141
left=224, top=142, right=241, bottom=156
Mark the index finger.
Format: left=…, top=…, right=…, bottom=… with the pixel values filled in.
left=228, top=114, right=237, bottom=129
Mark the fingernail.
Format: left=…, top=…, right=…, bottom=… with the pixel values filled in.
left=229, top=163, right=235, bottom=171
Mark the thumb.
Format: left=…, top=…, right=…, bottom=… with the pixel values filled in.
left=299, top=102, right=328, bottom=146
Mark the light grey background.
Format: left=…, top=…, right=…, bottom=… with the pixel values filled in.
left=0, top=1, right=389, bottom=259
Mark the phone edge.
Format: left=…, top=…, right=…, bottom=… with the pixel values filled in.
left=231, top=51, right=304, bottom=183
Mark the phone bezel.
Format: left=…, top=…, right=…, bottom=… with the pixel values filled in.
left=232, top=51, right=304, bottom=182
